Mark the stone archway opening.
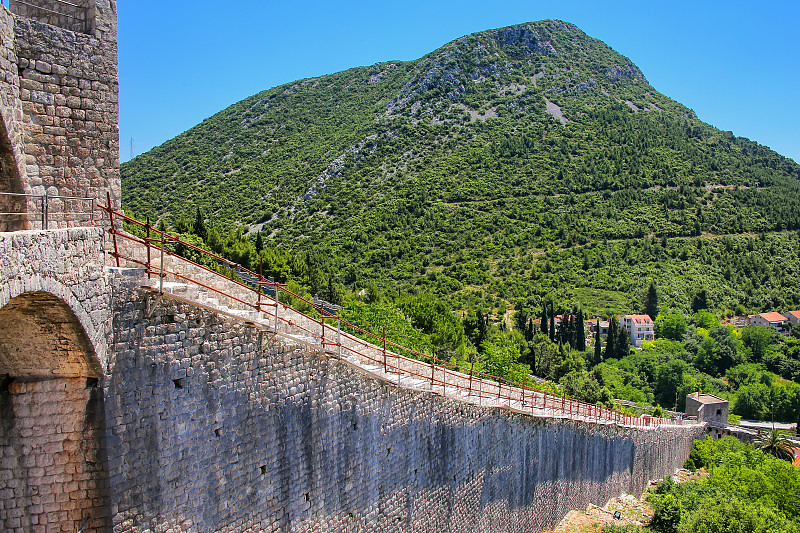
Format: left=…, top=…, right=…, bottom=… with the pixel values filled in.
left=0, top=291, right=109, bottom=532
left=0, top=113, right=25, bottom=232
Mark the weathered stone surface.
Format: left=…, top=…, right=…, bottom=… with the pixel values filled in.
left=104, top=281, right=704, bottom=533
left=0, top=1, right=119, bottom=231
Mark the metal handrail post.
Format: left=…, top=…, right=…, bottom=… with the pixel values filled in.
left=40, top=194, right=46, bottom=229
left=159, top=235, right=165, bottom=294
left=320, top=307, right=325, bottom=349
left=145, top=217, right=151, bottom=279
left=337, top=317, right=341, bottom=358
left=274, top=284, right=280, bottom=333
left=256, top=258, right=263, bottom=315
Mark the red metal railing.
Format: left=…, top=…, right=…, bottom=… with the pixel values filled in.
left=100, top=201, right=686, bottom=429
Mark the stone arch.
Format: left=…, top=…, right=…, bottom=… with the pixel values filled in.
left=0, top=291, right=103, bottom=378
left=0, top=275, right=109, bottom=373
left=0, top=291, right=110, bottom=531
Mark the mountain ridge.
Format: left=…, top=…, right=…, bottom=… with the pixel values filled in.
left=121, top=20, right=800, bottom=314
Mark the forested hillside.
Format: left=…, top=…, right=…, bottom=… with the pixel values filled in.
left=122, top=20, right=800, bottom=315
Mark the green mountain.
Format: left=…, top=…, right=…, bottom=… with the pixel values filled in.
left=122, top=20, right=800, bottom=315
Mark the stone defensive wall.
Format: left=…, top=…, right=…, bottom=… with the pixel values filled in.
left=0, top=227, right=707, bottom=532
left=0, top=3, right=708, bottom=532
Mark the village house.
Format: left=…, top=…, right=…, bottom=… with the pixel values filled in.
left=620, top=314, right=654, bottom=348
left=588, top=319, right=610, bottom=339
left=785, top=310, right=800, bottom=327
left=751, top=312, right=788, bottom=329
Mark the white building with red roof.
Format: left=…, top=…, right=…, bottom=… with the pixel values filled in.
left=751, top=312, right=788, bottom=329
left=620, top=314, right=654, bottom=347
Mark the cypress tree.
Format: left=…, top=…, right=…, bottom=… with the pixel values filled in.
left=566, top=314, right=575, bottom=348
left=255, top=232, right=264, bottom=252
left=644, top=281, right=659, bottom=319
left=549, top=304, right=555, bottom=342
left=478, top=312, right=488, bottom=347
left=192, top=207, right=207, bottom=242
left=541, top=305, right=549, bottom=336
left=594, top=319, right=602, bottom=365
left=616, top=327, right=630, bottom=358
left=576, top=310, right=586, bottom=352
left=605, top=316, right=617, bottom=360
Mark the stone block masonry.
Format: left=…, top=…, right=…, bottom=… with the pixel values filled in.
left=13, top=0, right=120, bottom=220
left=0, top=1, right=119, bottom=230
left=106, top=274, right=705, bottom=533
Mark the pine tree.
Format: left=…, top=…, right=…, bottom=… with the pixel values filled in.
left=644, top=281, right=659, bottom=319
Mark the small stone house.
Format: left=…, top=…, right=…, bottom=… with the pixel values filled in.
left=685, top=393, right=728, bottom=428
left=751, top=312, right=788, bottom=329
left=620, top=314, right=654, bottom=348
left=785, top=310, right=800, bottom=326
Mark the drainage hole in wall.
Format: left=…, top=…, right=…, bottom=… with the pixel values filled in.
left=172, top=378, right=184, bottom=389
left=215, top=428, right=222, bottom=437
left=304, top=492, right=310, bottom=502
left=260, top=465, right=267, bottom=475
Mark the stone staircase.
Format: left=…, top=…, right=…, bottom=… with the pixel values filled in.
left=107, top=235, right=683, bottom=428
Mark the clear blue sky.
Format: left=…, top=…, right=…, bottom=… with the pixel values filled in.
left=118, top=0, right=799, bottom=164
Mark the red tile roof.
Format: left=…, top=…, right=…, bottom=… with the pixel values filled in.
left=758, top=312, right=787, bottom=323
left=623, top=314, right=653, bottom=323
left=786, top=310, right=800, bottom=320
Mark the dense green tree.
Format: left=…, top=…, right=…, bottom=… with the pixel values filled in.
left=655, top=359, right=696, bottom=410
left=741, top=326, right=779, bottom=361
left=644, top=280, right=659, bottom=319
left=655, top=312, right=687, bottom=341
left=691, top=289, right=709, bottom=313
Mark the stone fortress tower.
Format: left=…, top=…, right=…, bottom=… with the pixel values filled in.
left=0, top=0, right=118, bottom=231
